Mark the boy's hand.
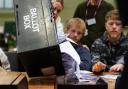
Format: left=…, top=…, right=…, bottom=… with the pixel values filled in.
left=92, top=61, right=106, bottom=72
left=109, top=64, right=124, bottom=72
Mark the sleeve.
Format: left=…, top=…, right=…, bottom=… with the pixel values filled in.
left=104, top=1, right=114, bottom=11
left=77, top=47, right=92, bottom=71
left=108, top=2, right=115, bottom=10
left=61, top=53, right=78, bottom=82
left=61, top=53, right=76, bottom=74
left=91, top=39, right=107, bottom=65
left=0, top=48, right=11, bottom=71
left=115, top=47, right=127, bottom=64
left=73, top=4, right=81, bottom=18
left=56, top=21, right=66, bottom=43
left=115, top=42, right=128, bottom=64
left=116, top=56, right=124, bottom=64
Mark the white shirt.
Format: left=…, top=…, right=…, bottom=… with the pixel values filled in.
left=56, top=16, right=66, bottom=43
left=0, top=48, right=11, bottom=71
left=59, top=38, right=82, bottom=79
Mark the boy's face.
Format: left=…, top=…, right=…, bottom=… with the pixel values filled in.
left=67, top=25, right=84, bottom=43
left=105, top=19, right=123, bottom=41
left=52, top=2, right=63, bottom=19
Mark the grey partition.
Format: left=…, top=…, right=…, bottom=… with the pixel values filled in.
left=14, top=0, right=58, bottom=53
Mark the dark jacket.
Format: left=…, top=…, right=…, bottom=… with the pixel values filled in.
left=71, top=42, right=92, bottom=70
left=91, top=32, right=128, bottom=67
left=61, top=41, right=92, bottom=72
left=60, top=40, right=92, bottom=82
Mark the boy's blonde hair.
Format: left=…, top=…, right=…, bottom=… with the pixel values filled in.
left=64, top=18, right=86, bottom=35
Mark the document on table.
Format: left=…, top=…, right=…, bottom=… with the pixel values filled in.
left=79, top=70, right=93, bottom=74
left=100, top=74, right=119, bottom=80
left=76, top=70, right=98, bottom=82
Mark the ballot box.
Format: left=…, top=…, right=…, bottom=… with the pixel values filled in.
left=13, top=0, right=65, bottom=77
left=14, top=0, right=58, bottom=53
left=0, top=72, right=28, bottom=89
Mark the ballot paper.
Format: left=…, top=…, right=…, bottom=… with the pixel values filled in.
left=100, top=74, right=119, bottom=80
left=79, top=70, right=93, bottom=74
left=76, top=70, right=98, bottom=82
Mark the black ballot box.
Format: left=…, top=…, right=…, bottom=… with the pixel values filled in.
left=14, top=0, right=58, bottom=53
left=57, top=76, right=108, bottom=89
left=13, top=0, right=65, bottom=77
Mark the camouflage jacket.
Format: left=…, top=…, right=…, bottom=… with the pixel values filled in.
left=91, top=32, right=128, bottom=66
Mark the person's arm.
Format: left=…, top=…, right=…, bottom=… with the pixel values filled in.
left=0, top=48, right=11, bottom=71
left=73, top=3, right=82, bottom=18
left=77, top=46, right=92, bottom=71
left=56, top=18, right=66, bottom=43
left=105, top=1, right=115, bottom=10
left=61, top=53, right=78, bottom=82
left=91, top=39, right=105, bottom=64
left=61, top=53, right=76, bottom=74
left=109, top=53, right=126, bottom=72
left=82, top=44, right=90, bottom=51
left=91, top=39, right=107, bottom=72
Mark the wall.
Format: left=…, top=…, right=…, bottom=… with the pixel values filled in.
left=0, top=0, right=116, bottom=26
left=1, top=0, right=127, bottom=34
left=0, top=10, right=15, bottom=26
left=60, top=0, right=117, bottom=24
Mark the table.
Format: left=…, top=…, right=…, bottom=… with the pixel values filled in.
left=0, top=71, right=116, bottom=89
left=28, top=72, right=117, bottom=89
left=102, top=72, right=117, bottom=89
left=106, top=79, right=115, bottom=89
left=28, top=76, right=56, bottom=89
left=0, top=71, right=28, bottom=89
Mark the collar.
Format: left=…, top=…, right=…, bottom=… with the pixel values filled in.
left=66, top=37, right=78, bottom=45
left=101, top=31, right=126, bottom=44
